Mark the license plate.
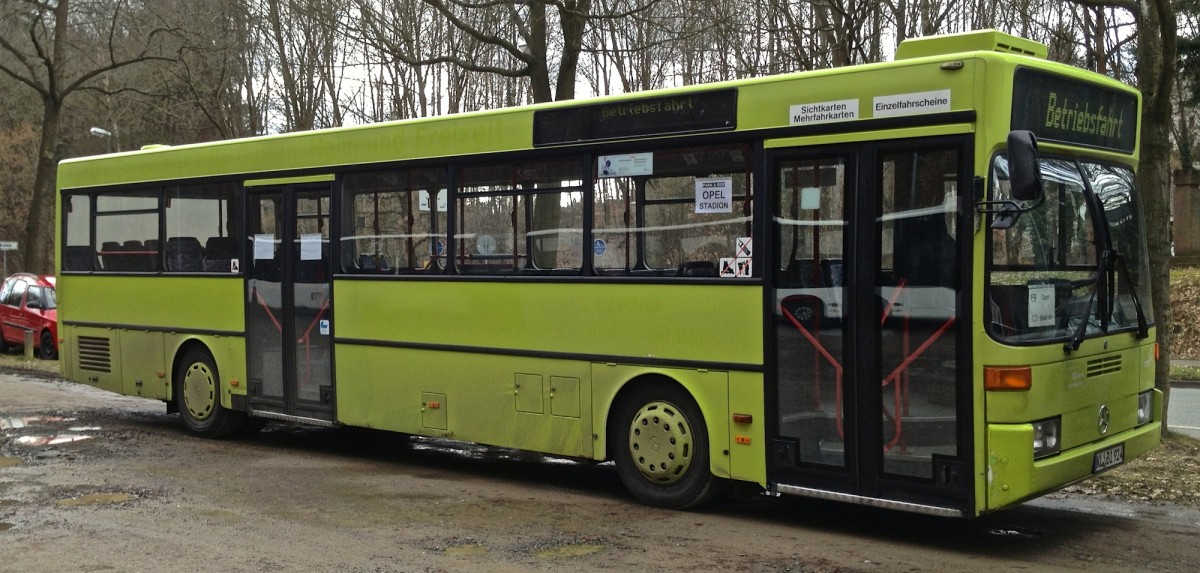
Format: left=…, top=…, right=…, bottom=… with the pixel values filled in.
left=1092, top=443, right=1124, bottom=473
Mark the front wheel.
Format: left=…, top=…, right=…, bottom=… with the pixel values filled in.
left=175, top=347, right=246, bottom=438
left=612, top=384, right=717, bottom=509
left=38, top=330, right=57, bottom=360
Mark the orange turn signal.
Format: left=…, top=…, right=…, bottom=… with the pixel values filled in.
left=1155, top=342, right=1161, bottom=361
left=984, top=366, right=1032, bottom=391
left=732, top=413, right=753, bottom=424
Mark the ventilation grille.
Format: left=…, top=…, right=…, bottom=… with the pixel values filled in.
left=77, top=336, right=112, bottom=373
left=995, top=42, right=1039, bottom=57
left=1086, top=355, right=1122, bottom=378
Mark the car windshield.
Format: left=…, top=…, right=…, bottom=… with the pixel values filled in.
left=43, top=286, right=57, bottom=310
left=986, top=156, right=1152, bottom=345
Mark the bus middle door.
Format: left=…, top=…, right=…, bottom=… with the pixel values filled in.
left=245, top=181, right=336, bottom=424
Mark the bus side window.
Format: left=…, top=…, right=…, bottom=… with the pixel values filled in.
left=594, top=144, right=753, bottom=277
left=456, top=159, right=584, bottom=275
left=342, top=168, right=447, bottom=275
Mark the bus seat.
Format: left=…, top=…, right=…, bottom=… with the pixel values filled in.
left=144, top=239, right=161, bottom=271
left=165, top=237, right=204, bottom=272
left=677, top=261, right=718, bottom=277
left=121, top=240, right=154, bottom=272
left=821, top=259, right=844, bottom=287
left=100, top=241, right=122, bottom=271
left=357, top=253, right=392, bottom=274
left=204, top=237, right=236, bottom=272
left=64, top=246, right=95, bottom=271
left=787, top=258, right=823, bottom=287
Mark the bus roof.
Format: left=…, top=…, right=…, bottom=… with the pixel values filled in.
left=58, top=30, right=1132, bottom=190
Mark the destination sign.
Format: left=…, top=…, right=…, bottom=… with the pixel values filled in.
left=1011, top=67, right=1137, bottom=153
left=533, top=89, right=737, bottom=146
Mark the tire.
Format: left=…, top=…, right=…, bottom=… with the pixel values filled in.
left=175, top=347, right=246, bottom=438
left=38, top=330, right=57, bottom=360
left=612, top=384, right=718, bottom=509
left=783, top=296, right=823, bottom=328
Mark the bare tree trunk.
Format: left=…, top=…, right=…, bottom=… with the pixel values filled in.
left=26, top=97, right=61, bottom=275
left=1136, top=0, right=1178, bottom=430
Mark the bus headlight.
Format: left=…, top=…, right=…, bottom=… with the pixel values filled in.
left=1137, top=391, right=1153, bottom=426
left=1032, top=418, right=1061, bottom=459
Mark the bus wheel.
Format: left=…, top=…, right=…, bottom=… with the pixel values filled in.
left=175, top=347, right=245, bottom=439
left=613, top=385, right=717, bottom=509
left=38, top=330, right=58, bottom=360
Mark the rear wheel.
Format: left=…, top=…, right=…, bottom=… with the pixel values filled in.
left=612, top=384, right=717, bottom=509
left=175, top=347, right=246, bottom=438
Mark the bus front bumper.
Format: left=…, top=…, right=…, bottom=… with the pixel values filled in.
left=984, top=393, right=1162, bottom=512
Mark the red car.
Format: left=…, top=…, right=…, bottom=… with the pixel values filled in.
left=0, top=273, right=58, bottom=359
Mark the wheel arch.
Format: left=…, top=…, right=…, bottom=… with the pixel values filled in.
left=171, top=339, right=212, bottom=399
left=596, top=368, right=731, bottom=481
left=166, top=335, right=247, bottom=412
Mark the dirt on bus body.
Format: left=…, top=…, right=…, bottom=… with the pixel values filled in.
left=1, top=369, right=1197, bottom=572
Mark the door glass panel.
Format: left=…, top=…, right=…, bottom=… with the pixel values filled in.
left=247, top=194, right=285, bottom=402
left=877, top=148, right=959, bottom=478
left=294, top=192, right=331, bottom=404
left=775, top=157, right=847, bottom=467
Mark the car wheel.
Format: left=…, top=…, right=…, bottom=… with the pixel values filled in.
left=38, top=330, right=57, bottom=360
left=612, top=383, right=717, bottom=509
left=175, top=347, right=246, bottom=439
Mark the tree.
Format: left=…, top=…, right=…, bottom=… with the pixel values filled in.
left=361, top=0, right=592, bottom=104
left=1069, top=0, right=1177, bottom=428
left=263, top=0, right=351, bottom=131
left=0, top=0, right=172, bottom=274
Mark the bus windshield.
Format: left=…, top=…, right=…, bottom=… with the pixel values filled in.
left=986, top=156, right=1153, bottom=345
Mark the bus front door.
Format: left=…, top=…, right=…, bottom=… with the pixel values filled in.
left=769, top=138, right=970, bottom=513
left=244, top=183, right=336, bottom=424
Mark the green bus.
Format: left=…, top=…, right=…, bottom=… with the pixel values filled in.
left=56, top=30, right=1159, bottom=517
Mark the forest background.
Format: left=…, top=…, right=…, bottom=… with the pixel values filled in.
left=0, top=0, right=1195, bottom=414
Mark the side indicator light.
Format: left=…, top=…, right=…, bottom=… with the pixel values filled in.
left=229, top=379, right=240, bottom=387
left=735, top=436, right=751, bottom=445
left=1155, top=342, right=1160, bottom=361
left=732, top=413, right=753, bottom=424
left=985, top=366, right=1032, bottom=391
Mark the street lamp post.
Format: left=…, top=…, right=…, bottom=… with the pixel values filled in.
left=89, top=126, right=115, bottom=152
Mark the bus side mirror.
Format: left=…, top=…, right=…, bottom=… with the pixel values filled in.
left=1007, top=130, right=1043, bottom=202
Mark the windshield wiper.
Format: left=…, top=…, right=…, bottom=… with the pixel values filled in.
left=1064, top=248, right=1149, bottom=353
left=1113, top=251, right=1150, bottom=339
left=1064, top=250, right=1109, bottom=354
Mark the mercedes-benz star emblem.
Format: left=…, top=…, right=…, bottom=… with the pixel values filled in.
left=1098, top=404, right=1110, bottom=435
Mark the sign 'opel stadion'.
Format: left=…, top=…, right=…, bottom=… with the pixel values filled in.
left=1011, top=67, right=1137, bottom=153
